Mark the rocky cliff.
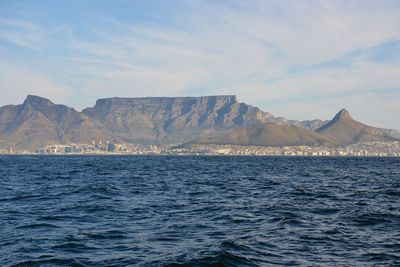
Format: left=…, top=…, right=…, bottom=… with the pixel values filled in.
left=82, top=95, right=276, bottom=144
left=0, top=96, right=398, bottom=150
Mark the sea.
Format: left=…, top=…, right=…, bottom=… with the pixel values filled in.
left=1, top=156, right=399, bottom=266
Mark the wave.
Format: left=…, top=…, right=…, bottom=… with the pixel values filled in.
left=165, top=251, right=258, bottom=267
left=15, top=223, right=60, bottom=230
left=11, top=256, right=86, bottom=267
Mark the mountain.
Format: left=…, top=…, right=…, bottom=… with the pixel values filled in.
left=192, top=108, right=400, bottom=147
left=82, top=96, right=333, bottom=144
left=1, top=95, right=281, bottom=149
left=82, top=95, right=278, bottom=144
left=0, top=96, right=399, bottom=150
left=315, top=109, right=399, bottom=145
left=193, top=123, right=332, bottom=147
left=0, top=95, right=114, bottom=150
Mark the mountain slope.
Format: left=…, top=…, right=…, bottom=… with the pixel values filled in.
left=193, top=123, right=332, bottom=147
left=82, top=95, right=334, bottom=144
left=0, top=95, right=114, bottom=149
left=315, top=109, right=398, bottom=145
left=82, top=95, right=278, bottom=144
left=1, top=96, right=399, bottom=150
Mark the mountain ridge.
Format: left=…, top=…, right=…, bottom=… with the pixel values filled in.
left=81, top=95, right=275, bottom=144
left=0, top=95, right=399, bottom=150
left=0, top=95, right=116, bottom=149
left=192, top=108, right=399, bottom=147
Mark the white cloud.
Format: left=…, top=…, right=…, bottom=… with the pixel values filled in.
left=0, top=0, right=399, bottom=128
left=0, top=18, right=47, bottom=49
left=0, top=62, right=72, bottom=105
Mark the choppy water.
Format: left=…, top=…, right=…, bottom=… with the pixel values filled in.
left=1, top=156, right=400, bottom=266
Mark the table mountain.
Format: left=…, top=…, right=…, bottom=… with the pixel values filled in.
left=1, top=95, right=281, bottom=149
left=0, top=95, right=398, bottom=150
left=82, top=95, right=278, bottom=144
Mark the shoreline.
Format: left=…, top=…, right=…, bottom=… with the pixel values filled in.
left=1, top=153, right=399, bottom=158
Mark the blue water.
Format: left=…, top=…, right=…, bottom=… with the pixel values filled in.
left=1, top=156, right=400, bottom=266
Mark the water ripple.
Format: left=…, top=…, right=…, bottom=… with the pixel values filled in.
left=1, top=156, right=399, bottom=266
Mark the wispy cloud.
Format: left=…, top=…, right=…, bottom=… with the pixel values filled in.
left=0, top=61, right=72, bottom=105
left=0, top=0, right=399, bottom=128
left=0, top=18, right=47, bottom=49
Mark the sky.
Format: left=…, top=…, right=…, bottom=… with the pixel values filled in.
left=0, top=0, right=399, bottom=129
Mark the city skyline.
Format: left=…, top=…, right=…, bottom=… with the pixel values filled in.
left=0, top=0, right=400, bottom=129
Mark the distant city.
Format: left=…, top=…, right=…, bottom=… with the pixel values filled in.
left=2, top=140, right=399, bottom=157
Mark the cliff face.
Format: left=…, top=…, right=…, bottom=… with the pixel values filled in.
left=82, top=95, right=275, bottom=144
left=1, top=96, right=399, bottom=150
left=0, top=95, right=277, bottom=148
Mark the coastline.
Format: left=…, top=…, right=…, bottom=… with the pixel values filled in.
left=1, top=153, right=399, bottom=158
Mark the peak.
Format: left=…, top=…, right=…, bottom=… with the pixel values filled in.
left=23, top=95, right=54, bottom=106
left=334, top=108, right=352, bottom=121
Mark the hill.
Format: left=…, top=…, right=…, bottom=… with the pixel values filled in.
left=315, top=109, right=398, bottom=145
left=194, top=123, right=332, bottom=147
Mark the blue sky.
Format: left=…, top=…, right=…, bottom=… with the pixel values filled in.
left=0, top=0, right=400, bottom=129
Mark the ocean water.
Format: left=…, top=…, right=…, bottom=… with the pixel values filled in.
left=1, top=156, right=400, bottom=266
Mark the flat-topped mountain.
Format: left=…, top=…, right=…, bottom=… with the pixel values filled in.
left=82, top=95, right=277, bottom=144
left=0, top=96, right=398, bottom=150
left=1, top=95, right=282, bottom=149
left=315, top=109, right=398, bottom=145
